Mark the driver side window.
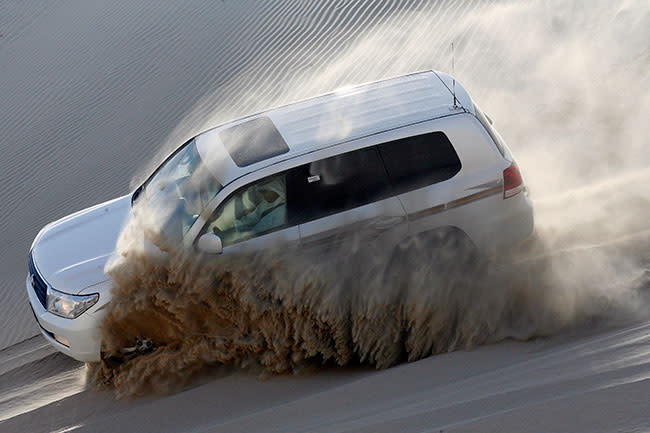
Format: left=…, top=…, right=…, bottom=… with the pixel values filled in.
left=206, top=174, right=288, bottom=247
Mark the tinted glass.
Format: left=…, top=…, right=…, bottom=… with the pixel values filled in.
left=219, top=116, right=289, bottom=167
left=286, top=146, right=391, bottom=224
left=377, top=131, right=461, bottom=194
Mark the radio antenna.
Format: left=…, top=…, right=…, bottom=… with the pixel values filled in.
left=452, top=42, right=458, bottom=109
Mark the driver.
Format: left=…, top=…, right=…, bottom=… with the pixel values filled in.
left=209, top=176, right=286, bottom=243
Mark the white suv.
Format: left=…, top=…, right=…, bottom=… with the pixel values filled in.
left=27, top=71, right=534, bottom=362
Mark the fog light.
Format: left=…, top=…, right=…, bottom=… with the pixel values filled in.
left=54, top=334, right=70, bottom=347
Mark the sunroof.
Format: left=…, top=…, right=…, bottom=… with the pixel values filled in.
left=219, top=116, right=289, bottom=167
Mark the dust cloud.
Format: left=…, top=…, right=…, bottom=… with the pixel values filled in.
left=92, top=0, right=649, bottom=397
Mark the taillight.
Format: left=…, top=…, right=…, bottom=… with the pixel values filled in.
left=503, top=161, right=524, bottom=199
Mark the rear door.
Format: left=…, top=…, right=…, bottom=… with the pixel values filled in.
left=292, top=145, right=407, bottom=256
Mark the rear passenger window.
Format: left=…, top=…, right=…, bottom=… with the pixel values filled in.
left=287, top=146, right=391, bottom=224
left=377, top=131, right=461, bottom=194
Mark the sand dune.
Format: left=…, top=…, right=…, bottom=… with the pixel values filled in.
left=0, top=0, right=491, bottom=350
left=0, top=0, right=649, bottom=431
left=2, top=0, right=648, bottom=351
left=3, top=320, right=650, bottom=432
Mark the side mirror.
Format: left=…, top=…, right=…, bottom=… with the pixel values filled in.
left=196, top=233, right=223, bottom=254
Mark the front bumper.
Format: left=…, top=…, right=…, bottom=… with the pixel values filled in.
left=26, top=275, right=103, bottom=363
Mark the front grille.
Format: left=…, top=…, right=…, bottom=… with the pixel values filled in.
left=28, top=253, right=48, bottom=308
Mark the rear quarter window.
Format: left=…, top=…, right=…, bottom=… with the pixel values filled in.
left=377, top=131, right=461, bottom=194
left=474, top=105, right=506, bottom=157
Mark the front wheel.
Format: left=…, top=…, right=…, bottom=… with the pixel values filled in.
left=100, top=338, right=156, bottom=369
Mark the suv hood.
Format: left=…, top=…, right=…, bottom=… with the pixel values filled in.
left=31, top=194, right=131, bottom=294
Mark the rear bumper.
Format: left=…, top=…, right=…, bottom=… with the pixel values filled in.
left=26, top=275, right=102, bottom=363
left=499, top=192, right=535, bottom=248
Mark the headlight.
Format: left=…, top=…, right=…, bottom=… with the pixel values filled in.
left=46, top=287, right=99, bottom=319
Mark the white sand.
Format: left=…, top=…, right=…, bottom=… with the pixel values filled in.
left=2, top=321, right=650, bottom=432
left=0, top=0, right=648, bottom=431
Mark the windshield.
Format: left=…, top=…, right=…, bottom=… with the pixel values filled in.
left=141, top=139, right=223, bottom=236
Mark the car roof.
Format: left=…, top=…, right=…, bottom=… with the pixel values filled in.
left=195, top=70, right=472, bottom=187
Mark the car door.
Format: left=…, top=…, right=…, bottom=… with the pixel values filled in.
left=291, top=145, right=408, bottom=256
